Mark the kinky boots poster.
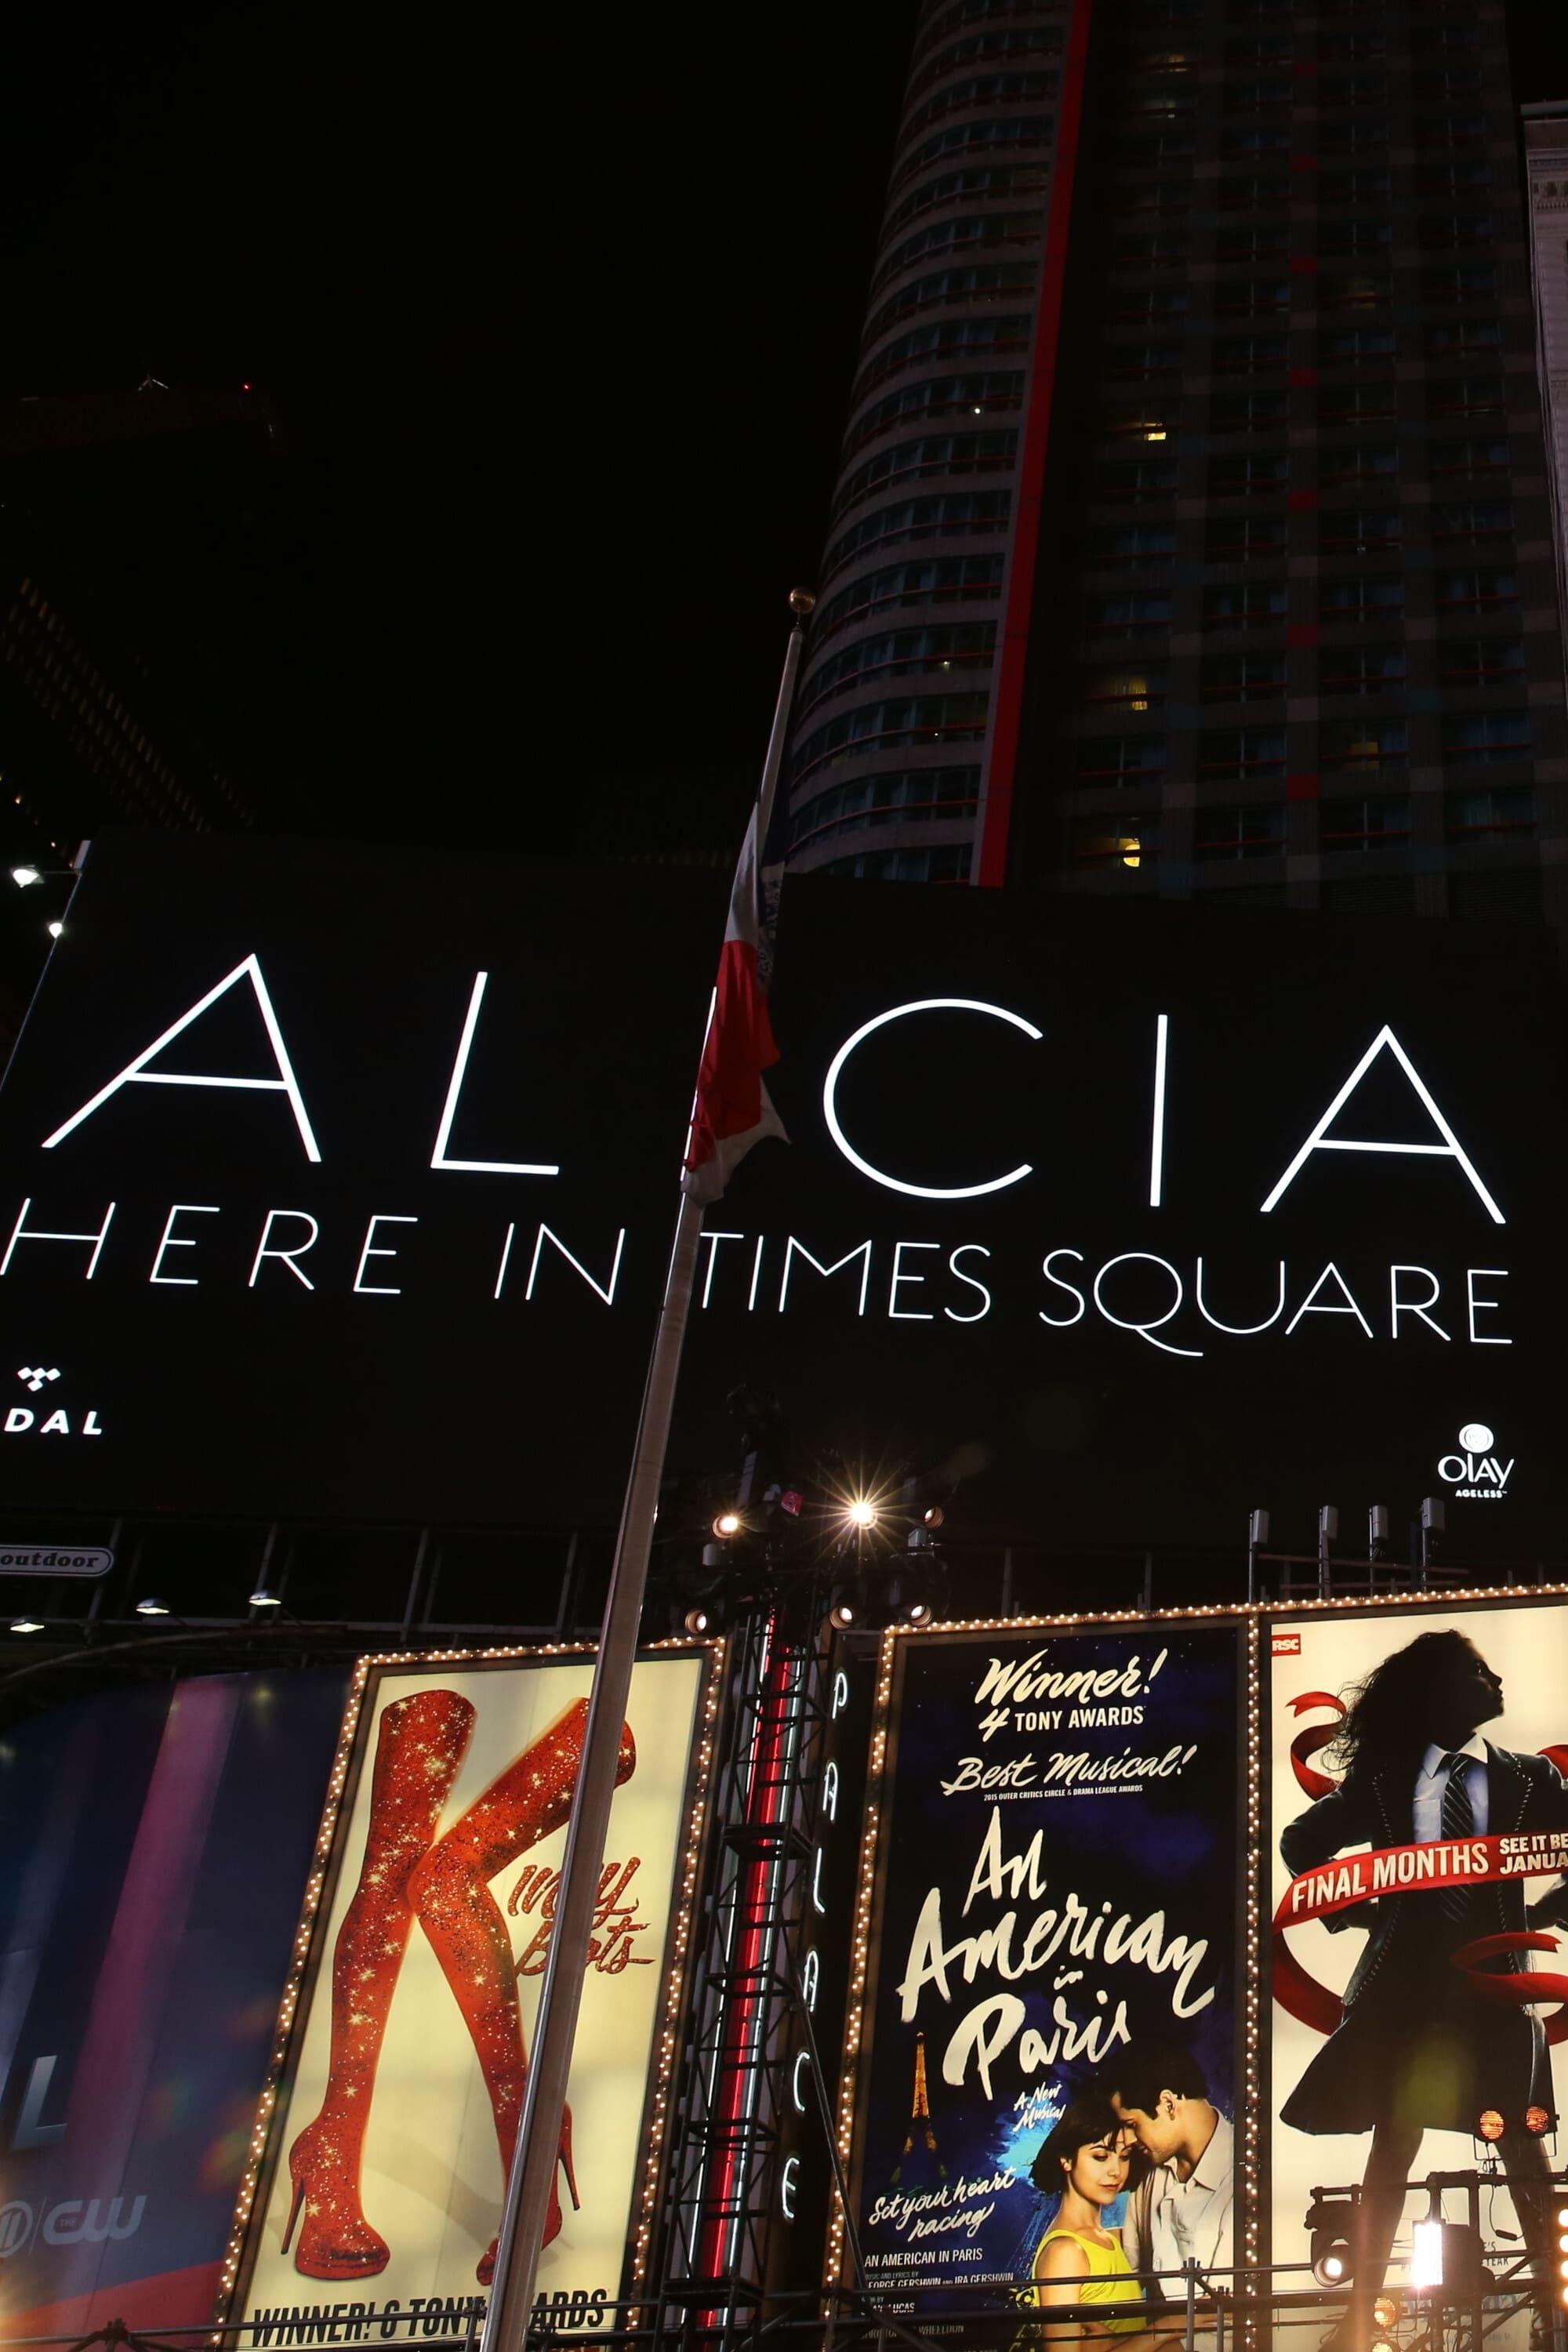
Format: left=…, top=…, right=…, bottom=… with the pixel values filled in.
left=837, top=1622, right=1243, bottom=2309
left=227, top=1649, right=712, bottom=2338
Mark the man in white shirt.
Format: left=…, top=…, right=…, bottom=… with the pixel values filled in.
left=1107, top=2043, right=1235, bottom=2303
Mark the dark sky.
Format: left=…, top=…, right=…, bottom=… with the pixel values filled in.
left=3, top=1, right=1566, bottom=856
left=2, top=4, right=919, bottom=852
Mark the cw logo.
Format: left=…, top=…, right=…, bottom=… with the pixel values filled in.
left=0, top=2194, right=145, bottom=2255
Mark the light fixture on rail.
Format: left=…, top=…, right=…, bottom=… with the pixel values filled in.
left=10, top=865, right=40, bottom=887
left=712, top=1509, right=742, bottom=1539
left=1475, top=2107, right=1506, bottom=2143
left=136, top=1596, right=170, bottom=1617
left=828, top=1598, right=856, bottom=1630
left=846, top=1497, right=877, bottom=1530
left=683, top=1606, right=711, bottom=1636
left=9, top=1616, right=43, bottom=1634
left=46, top=920, right=63, bottom=938
left=249, top=1588, right=281, bottom=1608
left=1524, top=2103, right=1553, bottom=2136
left=1306, top=2190, right=1356, bottom=2286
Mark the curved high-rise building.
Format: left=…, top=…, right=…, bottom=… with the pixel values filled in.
left=784, top=0, right=1090, bottom=887
left=789, top=0, right=1568, bottom=935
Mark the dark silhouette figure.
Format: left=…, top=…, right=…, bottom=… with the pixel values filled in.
left=1280, top=1629, right=1568, bottom=2343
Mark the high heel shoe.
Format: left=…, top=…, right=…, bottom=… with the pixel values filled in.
left=408, top=1698, right=635, bottom=2281
left=282, top=1688, right=476, bottom=2279
left=475, top=2111, right=580, bottom=2283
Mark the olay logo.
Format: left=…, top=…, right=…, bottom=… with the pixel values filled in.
left=1439, top=1421, right=1513, bottom=1499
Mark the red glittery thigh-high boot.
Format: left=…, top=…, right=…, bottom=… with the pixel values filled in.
left=407, top=1696, right=637, bottom=2284
left=282, top=1687, right=476, bottom=2278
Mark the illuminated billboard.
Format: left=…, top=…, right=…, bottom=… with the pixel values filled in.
left=0, top=829, right=1563, bottom=1558
left=833, top=1618, right=1244, bottom=2315
left=1269, top=1596, right=1568, bottom=2298
left=222, top=1646, right=715, bottom=2335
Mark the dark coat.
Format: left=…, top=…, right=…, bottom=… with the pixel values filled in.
left=1279, top=1742, right=1568, bottom=2134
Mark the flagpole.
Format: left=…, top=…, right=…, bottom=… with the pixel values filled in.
left=482, top=591, right=814, bottom=2352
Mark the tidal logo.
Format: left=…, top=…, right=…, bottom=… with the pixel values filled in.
left=1439, top=1420, right=1513, bottom=1501
left=5, top=1365, right=103, bottom=1438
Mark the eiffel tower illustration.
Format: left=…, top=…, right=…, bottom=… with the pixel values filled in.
left=889, top=2030, right=946, bottom=2186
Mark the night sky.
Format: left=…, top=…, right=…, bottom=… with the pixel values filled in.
left=3, top=0, right=1566, bottom=857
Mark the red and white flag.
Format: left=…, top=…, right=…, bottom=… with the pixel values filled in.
left=682, top=751, right=793, bottom=1204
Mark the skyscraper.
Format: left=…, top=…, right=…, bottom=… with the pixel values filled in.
left=787, top=0, right=1568, bottom=933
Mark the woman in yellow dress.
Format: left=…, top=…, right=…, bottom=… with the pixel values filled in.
left=1029, top=2096, right=1178, bottom=2343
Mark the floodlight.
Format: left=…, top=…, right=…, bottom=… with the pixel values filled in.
left=249, top=1588, right=281, bottom=1608
left=136, top=1597, right=170, bottom=1617
left=1411, top=2216, right=1445, bottom=2291
left=9, top=1617, right=43, bottom=1634
left=1476, top=2108, right=1506, bottom=2143
left=1307, top=2193, right=1356, bottom=2287
left=712, top=1510, right=742, bottom=1539
left=847, top=1498, right=877, bottom=1528
left=46, top=920, right=62, bottom=938
left=683, top=1606, right=710, bottom=1636
left=907, top=1601, right=932, bottom=1624
left=10, top=866, right=40, bottom=887
left=829, top=1600, right=855, bottom=1630
left=1525, top=2104, right=1552, bottom=2136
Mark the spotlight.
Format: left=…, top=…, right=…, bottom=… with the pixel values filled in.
left=1476, top=2108, right=1506, bottom=2143
left=1307, top=2193, right=1356, bottom=2288
left=249, top=1588, right=281, bottom=1608
left=923, top=1504, right=945, bottom=1530
left=136, top=1597, right=170, bottom=1617
left=712, top=1510, right=742, bottom=1539
left=10, top=866, right=40, bottom=887
left=829, top=1599, right=855, bottom=1629
left=1525, top=2104, right=1553, bottom=2136
left=683, top=1606, right=710, bottom=1636
left=1372, top=2295, right=1399, bottom=2332
left=9, top=1616, right=43, bottom=1634
left=847, top=1498, right=877, bottom=1528
left=907, top=1600, right=932, bottom=1624
left=46, top=920, right=63, bottom=938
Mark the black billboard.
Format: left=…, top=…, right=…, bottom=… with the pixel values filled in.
left=0, top=831, right=1561, bottom=1559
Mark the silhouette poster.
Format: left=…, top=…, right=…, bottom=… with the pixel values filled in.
left=1270, top=1598, right=1568, bottom=2298
left=230, top=1649, right=710, bottom=2334
left=838, top=1621, right=1242, bottom=2305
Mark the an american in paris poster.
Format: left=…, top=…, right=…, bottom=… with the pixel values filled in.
left=1270, top=1599, right=1568, bottom=2292
left=232, top=1652, right=707, bottom=2336
left=842, top=1624, right=1240, bottom=2306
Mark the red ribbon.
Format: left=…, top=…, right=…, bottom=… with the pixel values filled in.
left=1288, top=1692, right=1347, bottom=1800
left=1273, top=1827, right=1568, bottom=2042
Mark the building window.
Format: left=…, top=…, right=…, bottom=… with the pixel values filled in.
left=1210, top=390, right=1289, bottom=433
left=1319, top=381, right=1398, bottom=425
left=1321, top=325, right=1398, bottom=362
left=815, top=844, right=975, bottom=882
left=1196, top=728, right=1287, bottom=778
left=1319, top=644, right=1406, bottom=693
left=1090, top=522, right=1178, bottom=564
left=789, top=691, right=992, bottom=786
left=1428, top=376, right=1507, bottom=417
left=1432, top=500, right=1512, bottom=542
left=1215, top=223, right=1290, bottom=263
left=1216, top=172, right=1290, bottom=209
left=1200, top=651, right=1287, bottom=700
left=814, top=554, right=1006, bottom=637
left=846, top=371, right=1027, bottom=456
left=1436, top=638, right=1526, bottom=688
left=822, top=489, right=1012, bottom=578
left=1320, top=718, right=1409, bottom=768
left=890, top=118, right=1057, bottom=201
left=1319, top=507, right=1402, bottom=551
left=852, top=314, right=1035, bottom=403
left=1103, top=340, right=1186, bottom=379
left=1417, top=158, right=1491, bottom=201
left=1318, top=444, right=1399, bottom=488
left=1193, top=804, right=1286, bottom=859
left=874, top=211, right=1047, bottom=294
left=1077, top=666, right=1170, bottom=710
left=1320, top=792, right=1411, bottom=850
left=1439, top=712, right=1532, bottom=762
left=1214, top=334, right=1288, bottom=374
left=1319, top=220, right=1393, bottom=258
left=1075, top=736, right=1167, bottom=785
left=1443, top=785, right=1534, bottom=839
left=797, top=622, right=997, bottom=716
left=884, top=162, right=1051, bottom=239
left=1085, top=593, right=1174, bottom=634
left=788, top=767, right=981, bottom=852
left=1419, top=212, right=1496, bottom=251
left=1204, top=513, right=1287, bottom=561
left=901, top=71, right=1062, bottom=147
left=1425, top=320, right=1504, bottom=357
left=862, top=260, right=1041, bottom=349
left=1429, top=437, right=1510, bottom=478
left=1204, top=580, right=1288, bottom=626
left=833, top=429, right=1019, bottom=517
left=1434, top=567, right=1519, bottom=608
left=1207, top=450, right=1289, bottom=495
left=1094, top=457, right=1181, bottom=501
left=1319, top=167, right=1392, bottom=205
left=1071, top=816, right=1159, bottom=866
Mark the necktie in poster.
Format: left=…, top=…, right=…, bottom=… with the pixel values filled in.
left=223, top=1646, right=715, bottom=2339
left=833, top=1621, right=1242, bottom=2316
